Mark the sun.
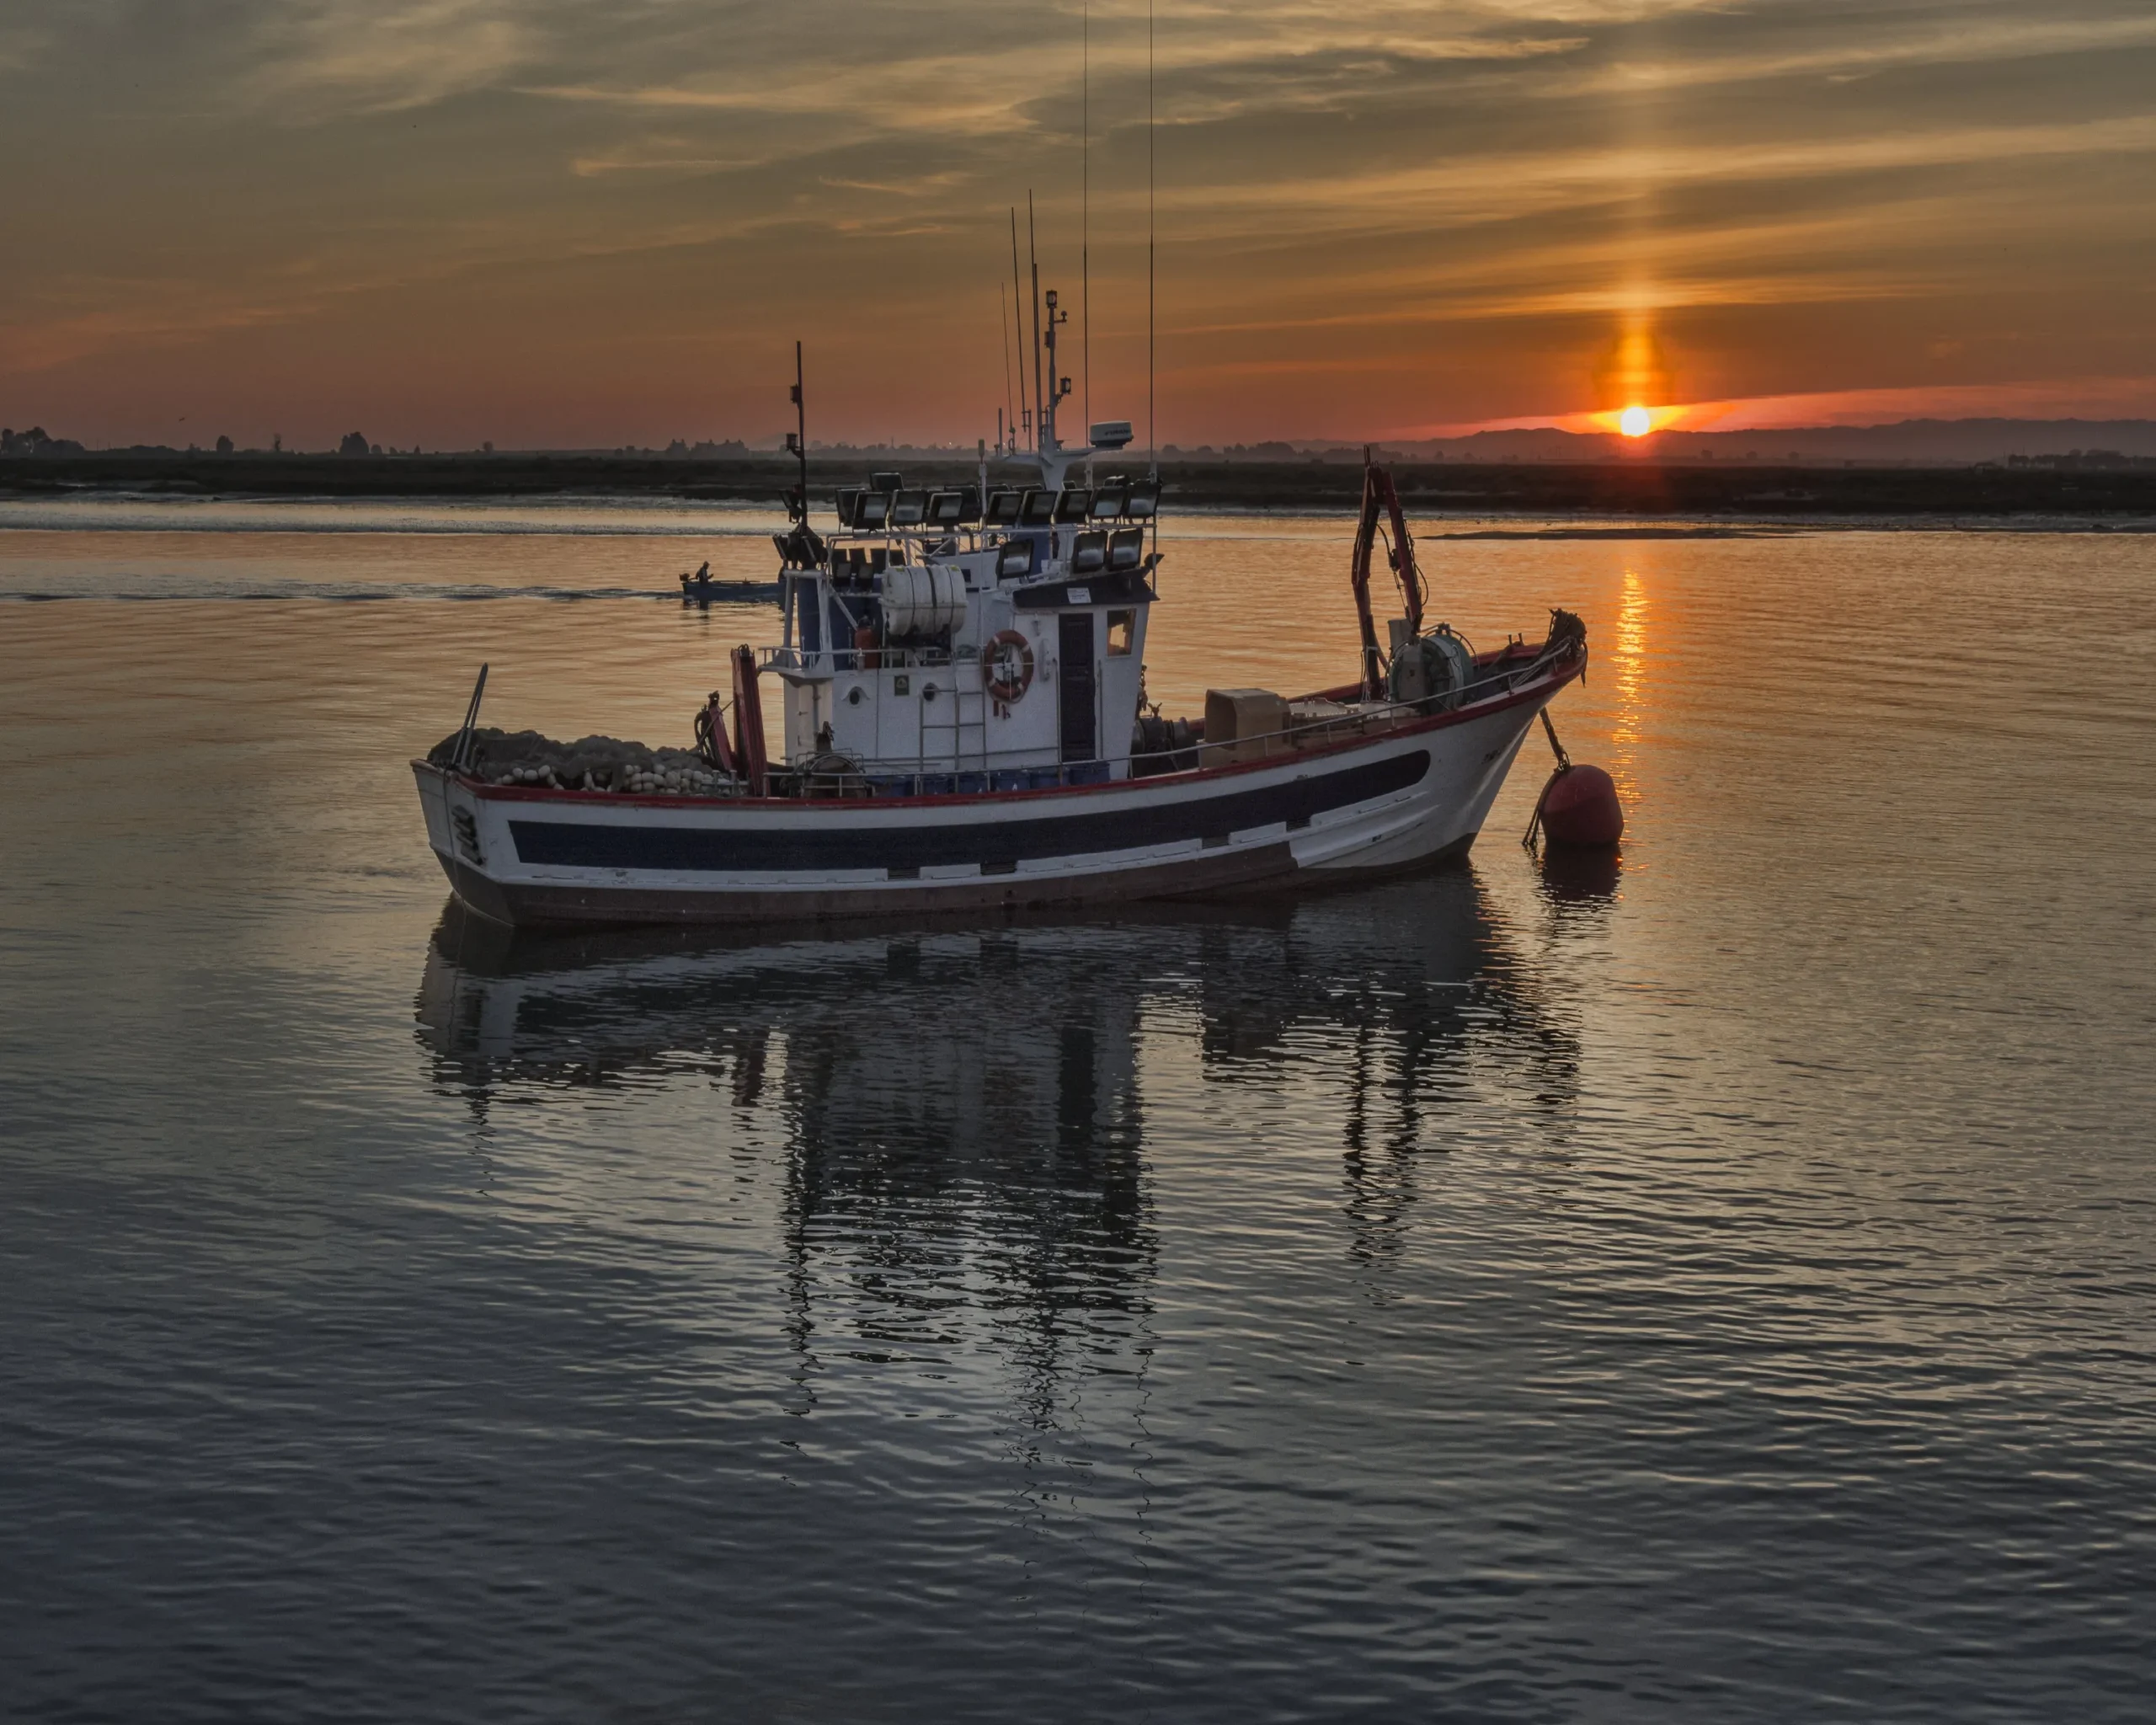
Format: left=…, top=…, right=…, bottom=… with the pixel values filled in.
left=1619, top=404, right=1652, bottom=438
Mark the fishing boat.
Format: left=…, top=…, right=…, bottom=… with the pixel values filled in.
left=414, top=312, right=1588, bottom=929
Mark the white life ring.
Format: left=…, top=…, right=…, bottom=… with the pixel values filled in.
left=985, top=630, right=1035, bottom=704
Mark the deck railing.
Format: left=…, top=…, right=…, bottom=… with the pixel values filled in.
left=757, top=638, right=1579, bottom=789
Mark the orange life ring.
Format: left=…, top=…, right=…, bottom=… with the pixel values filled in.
left=985, top=629, right=1035, bottom=704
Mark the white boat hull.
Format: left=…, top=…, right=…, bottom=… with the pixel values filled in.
left=415, top=668, right=1575, bottom=928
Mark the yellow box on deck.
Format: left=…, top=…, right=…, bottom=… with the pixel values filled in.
left=1202, top=688, right=1291, bottom=766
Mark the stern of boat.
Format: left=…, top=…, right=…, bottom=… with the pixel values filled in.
left=414, top=760, right=455, bottom=861
left=413, top=761, right=519, bottom=924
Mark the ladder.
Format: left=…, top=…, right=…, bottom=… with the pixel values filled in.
left=915, top=660, right=992, bottom=777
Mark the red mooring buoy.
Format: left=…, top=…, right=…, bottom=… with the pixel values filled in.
left=1538, top=763, right=1625, bottom=846
left=1524, top=712, right=1624, bottom=849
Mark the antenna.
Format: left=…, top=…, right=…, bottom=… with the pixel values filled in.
left=1081, top=0, right=1090, bottom=431
left=1010, top=210, right=1031, bottom=447
left=785, top=339, right=808, bottom=521
left=1148, top=0, right=1157, bottom=480
left=999, top=280, right=1015, bottom=455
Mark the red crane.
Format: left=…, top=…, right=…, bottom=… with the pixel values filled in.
left=1348, top=450, right=1427, bottom=698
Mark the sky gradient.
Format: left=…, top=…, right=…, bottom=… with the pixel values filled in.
left=4, top=1, right=2153, bottom=450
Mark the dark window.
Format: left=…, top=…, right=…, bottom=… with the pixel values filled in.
left=1059, top=611, right=1097, bottom=763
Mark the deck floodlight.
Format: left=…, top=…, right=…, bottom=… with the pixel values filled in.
left=956, top=486, right=983, bottom=526
left=1071, top=531, right=1107, bottom=574
left=1053, top=488, right=1092, bottom=523
left=985, top=489, right=1023, bottom=525
left=1107, top=527, right=1145, bottom=572
left=871, top=471, right=904, bottom=494
left=1088, top=487, right=1125, bottom=521
left=1018, top=489, right=1056, bottom=527
left=852, top=489, right=891, bottom=528
left=997, top=538, right=1035, bottom=578
left=927, top=491, right=965, bottom=526
left=1124, top=483, right=1160, bottom=521
left=891, top=489, right=929, bottom=526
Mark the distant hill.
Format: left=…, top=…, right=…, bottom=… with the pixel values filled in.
left=663, top=422, right=2156, bottom=467
left=788, top=422, right=2156, bottom=468
left=7, top=419, right=2155, bottom=471
left=1346, top=419, right=2156, bottom=467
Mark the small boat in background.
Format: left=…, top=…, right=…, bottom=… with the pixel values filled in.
left=678, top=561, right=777, bottom=605
left=416, top=317, right=1587, bottom=929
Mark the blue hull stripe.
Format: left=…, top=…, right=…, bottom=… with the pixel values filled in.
left=509, top=749, right=1429, bottom=873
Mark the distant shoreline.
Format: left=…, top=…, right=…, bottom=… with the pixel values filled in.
left=4, top=451, right=2155, bottom=520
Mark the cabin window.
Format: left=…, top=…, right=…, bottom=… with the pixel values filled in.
left=1107, top=610, right=1136, bottom=656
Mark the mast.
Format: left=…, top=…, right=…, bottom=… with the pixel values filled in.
left=1044, top=287, right=1065, bottom=458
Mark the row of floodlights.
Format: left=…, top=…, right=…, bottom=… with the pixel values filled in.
left=835, top=479, right=1161, bottom=532
left=828, top=525, right=1151, bottom=582
left=999, top=525, right=1150, bottom=579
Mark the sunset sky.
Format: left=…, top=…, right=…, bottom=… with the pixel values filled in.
left=3, top=0, right=2153, bottom=450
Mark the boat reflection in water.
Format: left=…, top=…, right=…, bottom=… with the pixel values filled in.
left=415, top=872, right=1581, bottom=1406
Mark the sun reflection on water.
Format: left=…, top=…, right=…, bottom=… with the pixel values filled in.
left=1608, top=565, right=1650, bottom=804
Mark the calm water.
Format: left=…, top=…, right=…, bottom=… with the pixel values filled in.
left=3, top=502, right=2153, bottom=1722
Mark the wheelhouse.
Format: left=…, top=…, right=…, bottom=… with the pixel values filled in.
left=768, top=473, right=1161, bottom=793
